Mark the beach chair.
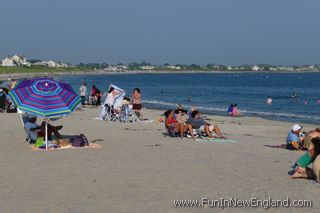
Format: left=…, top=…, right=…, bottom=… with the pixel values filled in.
left=163, top=120, right=197, bottom=139
left=18, top=111, right=34, bottom=143
left=120, top=104, right=139, bottom=123
left=108, top=108, right=121, bottom=122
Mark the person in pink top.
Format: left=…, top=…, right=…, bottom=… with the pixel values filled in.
left=231, top=104, right=241, bottom=116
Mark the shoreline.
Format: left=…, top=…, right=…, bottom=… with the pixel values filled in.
left=1, top=69, right=319, bottom=80
left=143, top=105, right=319, bottom=126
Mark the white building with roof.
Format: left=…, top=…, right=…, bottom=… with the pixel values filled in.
left=1, top=54, right=30, bottom=66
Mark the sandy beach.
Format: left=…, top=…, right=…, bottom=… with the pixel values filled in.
left=0, top=107, right=319, bottom=213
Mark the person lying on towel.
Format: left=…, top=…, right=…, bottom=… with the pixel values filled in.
left=25, top=117, right=63, bottom=142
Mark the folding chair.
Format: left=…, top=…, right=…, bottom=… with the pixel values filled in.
left=18, top=111, right=34, bottom=144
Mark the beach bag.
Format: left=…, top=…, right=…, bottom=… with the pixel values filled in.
left=71, top=134, right=89, bottom=147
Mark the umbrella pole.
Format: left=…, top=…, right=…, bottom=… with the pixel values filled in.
left=19, top=113, right=25, bottom=127
left=45, top=121, right=48, bottom=150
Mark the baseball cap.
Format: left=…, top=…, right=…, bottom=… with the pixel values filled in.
left=292, top=124, right=302, bottom=131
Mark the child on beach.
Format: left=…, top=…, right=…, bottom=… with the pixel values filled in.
left=227, top=104, right=234, bottom=115
left=231, top=104, right=241, bottom=116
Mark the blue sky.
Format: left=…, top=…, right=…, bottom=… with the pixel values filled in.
left=1, top=0, right=320, bottom=65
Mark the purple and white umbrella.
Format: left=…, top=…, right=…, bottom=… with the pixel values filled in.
left=8, top=78, right=81, bottom=149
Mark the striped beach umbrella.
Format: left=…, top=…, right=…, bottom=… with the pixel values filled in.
left=8, top=78, right=80, bottom=118
left=8, top=78, right=81, bottom=150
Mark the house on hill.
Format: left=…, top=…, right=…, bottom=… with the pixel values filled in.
left=1, top=54, right=30, bottom=67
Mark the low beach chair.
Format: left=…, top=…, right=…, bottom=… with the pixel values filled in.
left=19, top=112, right=34, bottom=143
left=164, top=121, right=197, bottom=139
left=120, top=104, right=139, bottom=123
left=108, top=108, right=121, bottom=122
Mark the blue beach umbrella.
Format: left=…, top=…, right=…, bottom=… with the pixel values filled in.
left=8, top=78, right=81, bottom=149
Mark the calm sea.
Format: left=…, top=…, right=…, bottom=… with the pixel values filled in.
left=59, top=72, right=320, bottom=124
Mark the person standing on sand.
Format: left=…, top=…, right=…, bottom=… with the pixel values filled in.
left=79, top=82, right=87, bottom=105
left=131, top=88, right=143, bottom=119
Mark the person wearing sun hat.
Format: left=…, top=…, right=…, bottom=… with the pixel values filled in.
left=286, top=124, right=305, bottom=150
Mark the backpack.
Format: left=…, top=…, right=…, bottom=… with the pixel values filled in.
left=71, top=134, right=89, bottom=147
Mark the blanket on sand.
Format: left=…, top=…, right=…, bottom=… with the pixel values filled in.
left=31, top=143, right=102, bottom=151
left=195, top=138, right=237, bottom=143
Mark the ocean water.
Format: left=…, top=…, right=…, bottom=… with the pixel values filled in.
left=59, top=72, right=320, bottom=124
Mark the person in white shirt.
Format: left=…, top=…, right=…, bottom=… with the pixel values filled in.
left=103, top=87, right=124, bottom=114
left=79, top=82, right=87, bottom=105
left=25, top=117, right=63, bottom=142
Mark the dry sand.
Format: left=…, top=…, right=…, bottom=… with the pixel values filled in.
left=0, top=107, right=319, bottom=213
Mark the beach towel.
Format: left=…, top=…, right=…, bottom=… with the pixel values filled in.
left=31, top=143, right=102, bottom=151
left=195, top=138, right=237, bottom=143
left=109, top=84, right=125, bottom=108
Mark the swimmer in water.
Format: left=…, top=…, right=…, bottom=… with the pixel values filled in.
left=291, top=92, right=298, bottom=99
left=266, top=96, right=272, bottom=105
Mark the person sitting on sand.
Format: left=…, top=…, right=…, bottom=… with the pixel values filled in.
left=291, top=137, right=320, bottom=179
left=227, top=104, right=234, bottom=115
left=187, top=106, right=197, bottom=119
left=174, top=104, right=188, bottom=124
left=25, top=117, right=63, bottom=142
left=164, top=110, right=195, bottom=139
left=302, top=128, right=320, bottom=149
left=231, top=104, right=241, bottom=116
left=286, top=124, right=305, bottom=150
left=187, top=110, right=225, bottom=138
left=122, top=97, right=130, bottom=105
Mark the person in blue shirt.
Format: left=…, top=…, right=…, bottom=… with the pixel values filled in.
left=227, top=104, right=234, bottom=115
left=287, top=124, right=305, bottom=150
